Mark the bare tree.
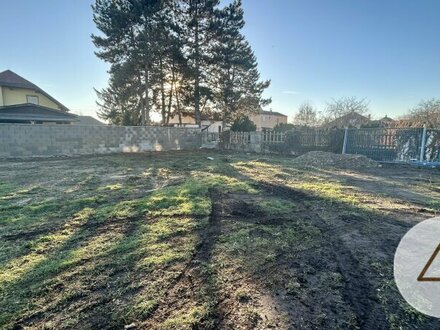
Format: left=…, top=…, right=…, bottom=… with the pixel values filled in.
left=325, top=96, right=369, bottom=120
left=293, top=102, right=319, bottom=126
left=406, top=98, right=440, bottom=128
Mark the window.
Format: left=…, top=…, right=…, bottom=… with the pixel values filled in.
left=26, top=95, right=39, bottom=105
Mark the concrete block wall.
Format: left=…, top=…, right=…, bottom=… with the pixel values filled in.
left=0, top=124, right=201, bottom=158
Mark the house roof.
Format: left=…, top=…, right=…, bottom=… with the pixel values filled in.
left=0, top=70, right=69, bottom=111
left=260, top=110, right=287, bottom=117
left=0, top=104, right=77, bottom=123
left=323, top=112, right=371, bottom=128
left=74, top=115, right=105, bottom=126
left=378, top=115, right=394, bottom=122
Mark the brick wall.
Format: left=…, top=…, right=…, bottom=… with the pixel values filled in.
left=0, top=124, right=201, bottom=158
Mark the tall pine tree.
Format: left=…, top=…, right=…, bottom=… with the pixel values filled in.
left=92, top=0, right=270, bottom=127
left=92, top=0, right=170, bottom=125
left=210, top=0, right=270, bottom=128
left=177, top=0, right=219, bottom=126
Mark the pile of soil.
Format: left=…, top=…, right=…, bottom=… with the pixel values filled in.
left=292, top=151, right=379, bottom=169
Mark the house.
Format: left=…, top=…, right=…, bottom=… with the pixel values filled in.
left=168, top=113, right=231, bottom=133
left=322, top=112, right=371, bottom=129
left=365, top=115, right=395, bottom=128
left=0, top=70, right=77, bottom=124
left=249, top=110, right=288, bottom=131
left=378, top=115, right=394, bottom=126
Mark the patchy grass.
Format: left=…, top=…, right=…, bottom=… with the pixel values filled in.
left=0, top=151, right=439, bottom=329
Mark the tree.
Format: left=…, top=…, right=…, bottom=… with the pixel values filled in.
left=92, top=0, right=171, bottom=125
left=92, top=0, right=270, bottom=127
left=230, top=116, right=256, bottom=132
left=293, top=102, right=318, bottom=126
left=325, top=96, right=369, bottom=120
left=210, top=0, right=270, bottom=128
left=178, top=0, right=219, bottom=126
left=96, top=61, right=144, bottom=125
left=273, top=123, right=296, bottom=132
left=407, top=99, right=440, bottom=128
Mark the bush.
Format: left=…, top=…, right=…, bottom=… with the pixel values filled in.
left=231, top=116, right=257, bottom=132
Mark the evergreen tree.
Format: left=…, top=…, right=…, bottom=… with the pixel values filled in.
left=177, top=0, right=219, bottom=126
left=92, top=0, right=168, bottom=125
left=92, top=0, right=270, bottom=127
left=96, top=60, right=143, bottom=125
left=230, top=116, right=257, bottom=132
left=210, top=0, right=270, bottom=128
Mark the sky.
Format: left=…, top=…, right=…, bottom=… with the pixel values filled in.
left=0, top=0, right=439, bottom=121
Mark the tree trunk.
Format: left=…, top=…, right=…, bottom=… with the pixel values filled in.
left=159, top=57, right=166, bottom=124
left=194, top=7, right=201, bottom=127
left=144, top=65, right=151, bottom=126
left=166, top=74, right=174, bottom=124
left=176, top=88, right=182, bottom=125
left=137, top=71, right=145, bottom=126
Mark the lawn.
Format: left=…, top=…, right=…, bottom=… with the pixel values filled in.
left=1, top=150, right=440, bottom=329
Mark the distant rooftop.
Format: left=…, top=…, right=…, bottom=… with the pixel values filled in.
left=74, top=115, right=105, bottom=126
left=260, top=110, right=287, bottom=117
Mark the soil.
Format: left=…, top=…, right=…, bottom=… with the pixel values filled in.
left=144, top=167, right=439, bottom=329
left=292, top=151, right=380, bottom=169
left=2, top=151, right=440, bottom=329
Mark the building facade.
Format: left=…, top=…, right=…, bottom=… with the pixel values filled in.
left=0, top=70, right=77, bottom=124
left=250, top=110, right=288, bottom=130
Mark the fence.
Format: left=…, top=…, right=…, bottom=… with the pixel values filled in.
left=344, top=127, right=440, bottom=163
left=221, top=131, right=262, bottom=152
left=262, top=128, right=344, bottom=154
left=222, top=128, right=344, bottom=154
left=222, top=127, right=440, bottom=164
left=0, top=124, right=201, bottom=158
left=262, top=131, right=285, bottom=143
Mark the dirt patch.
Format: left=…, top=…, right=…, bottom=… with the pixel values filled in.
left=292, top=151, right=380, bottom=169
left=2, top=151, right=440, bottom=329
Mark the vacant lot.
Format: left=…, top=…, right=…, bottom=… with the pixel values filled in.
left=1, top=151, right=440, bottom=329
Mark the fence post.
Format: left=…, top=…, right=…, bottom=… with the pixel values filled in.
left=342, top=127, right=349, bottom=154
left=419, top=125, right=427, bottom=162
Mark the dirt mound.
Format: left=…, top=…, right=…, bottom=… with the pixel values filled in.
left=292, top=151, right=379, bottom=169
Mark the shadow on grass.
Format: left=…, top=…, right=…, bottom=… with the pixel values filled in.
left=2, top=152, right=440, bottom=329
left=226, top=160, right=440, bottom=329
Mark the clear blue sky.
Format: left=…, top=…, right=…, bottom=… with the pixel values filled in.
left=1, top=0, right=439, bottom=120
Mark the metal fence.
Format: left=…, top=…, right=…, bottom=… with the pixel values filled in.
left=262, top=128, right=344, bottom=154
left=221, top=127, right=440, bottom=164
left=344, top=127, right=440, bottom=163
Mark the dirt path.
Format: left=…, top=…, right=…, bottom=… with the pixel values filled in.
left=143, top=189, right=223, bottom=328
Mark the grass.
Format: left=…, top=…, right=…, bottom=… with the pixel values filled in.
left=0, top=151, right=439, bottom=329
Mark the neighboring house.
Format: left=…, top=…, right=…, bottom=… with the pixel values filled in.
left=0, top=70, right=77, bottom=124
left=250, top=110, right=288, bottom=130
left=168, top=114, right=199, bottom=128
left=378, top=115, right=394, bottom=126
left=201, top=120, right=232, bottom=133
left=366, top=115, right=395, bottom=128
left=322, top=112, right=371, bottom=129
left=168, top=113, right=231, bottom=133
left=73, top=115, right=105, bottom=126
